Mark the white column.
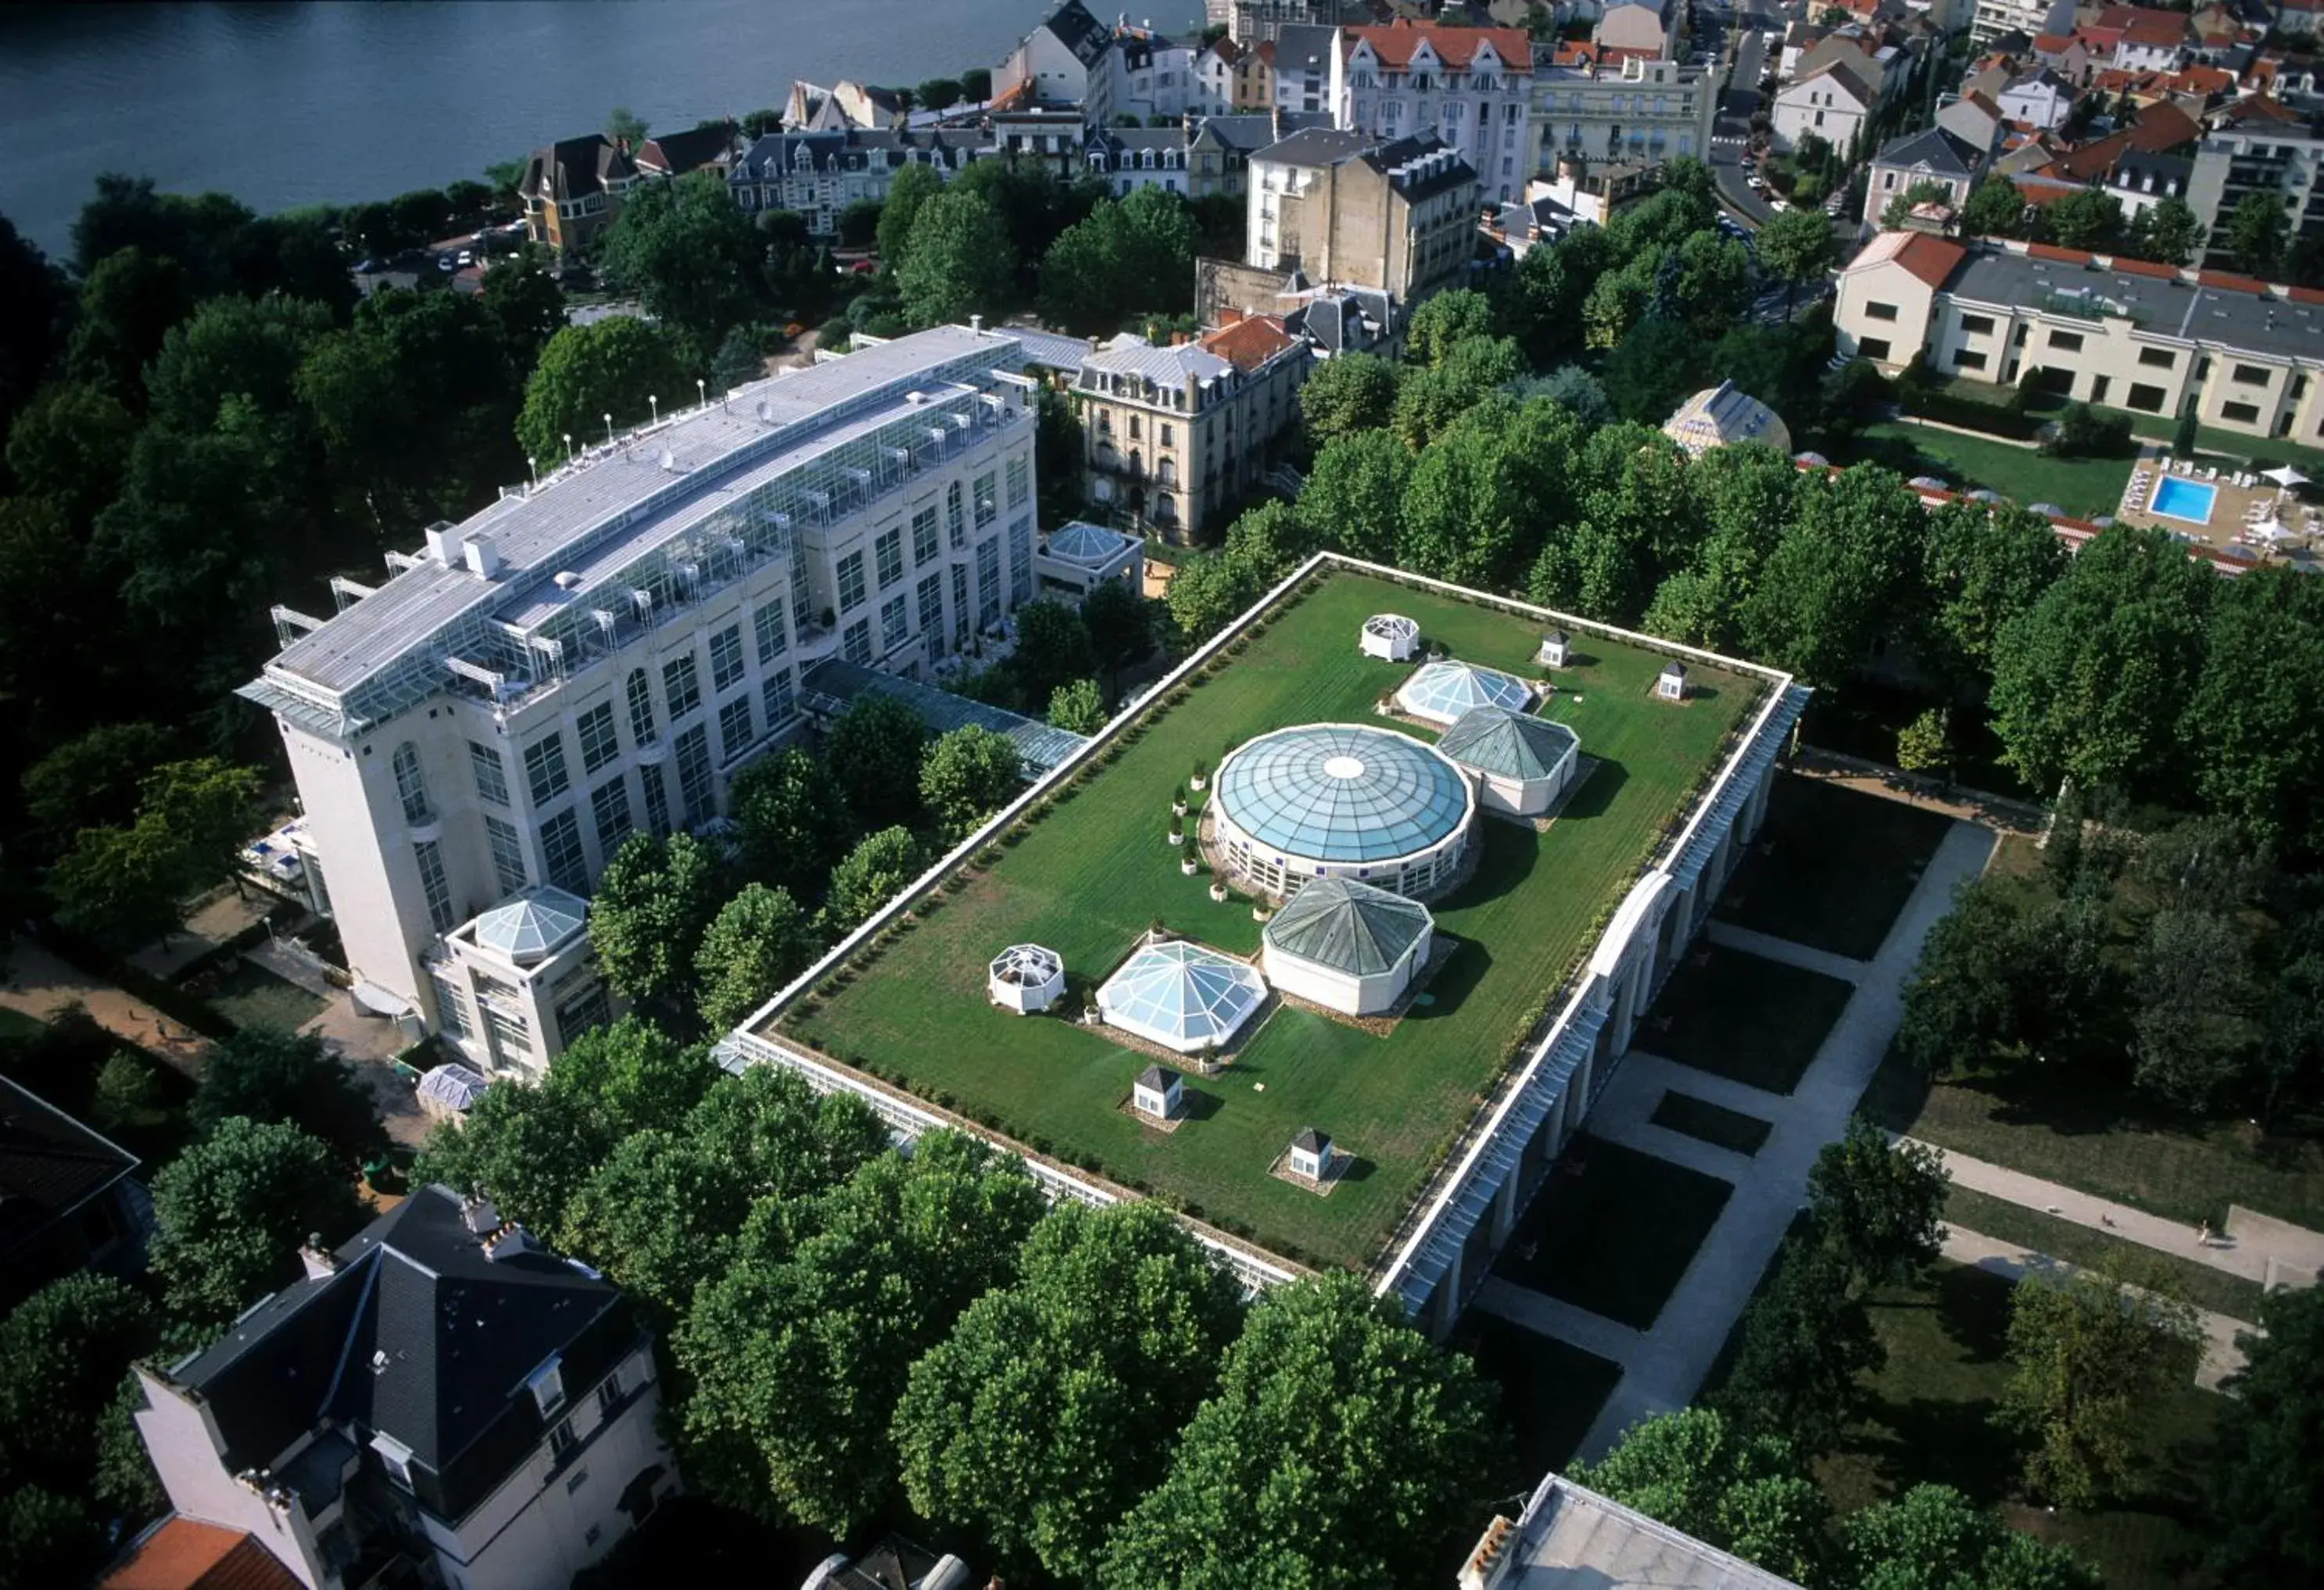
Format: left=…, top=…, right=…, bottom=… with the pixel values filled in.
left=1491, top=1167, right=1521, bottom=1244
left=1432, top=1246, right=1466, bottom=1338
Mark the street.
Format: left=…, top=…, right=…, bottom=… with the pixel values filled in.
left=1710, top=16, right=1774, bottom=227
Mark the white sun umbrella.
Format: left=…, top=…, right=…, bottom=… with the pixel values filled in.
left=2250, top=517, right=2296, bottom=546
left=2263, top=464, right=2309, bottom=489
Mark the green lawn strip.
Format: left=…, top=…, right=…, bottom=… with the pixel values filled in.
left=1916, top=375, right=2324, bottom=472
left=1650, top=1089, right=1774, bottom=1155
left=1942, top=1185, right=2267, bottom=1323
left=1456, top=1311, right=1625, bottom=1486
left=0, top=1008, right=48, bottom=1042
left=1855, top=421, right=2133, bottom=519
left=1493, top=1134, right=1735, bottom=1329
left=1714, top=773, right=1956, bottom=960
left=195, top=959, right=327, bottom=1032
left=1639, top=944, right=1854, bottom=1096
left=1821, top=1262, right=2222, bottom=1590
left=784, top=571, right=1757, bottom=1270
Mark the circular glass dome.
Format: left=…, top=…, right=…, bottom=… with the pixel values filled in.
left=1214, top=725, right=1472, bottom=866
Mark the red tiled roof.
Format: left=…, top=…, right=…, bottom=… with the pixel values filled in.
left=2029, top=242, right=2094, bottom=264
left=2197, top=268, right=2274, bottom=292
left=2046, top=128, right=2133, bottom=180
left=2111, top=256, right=2179, bottom=278
left=2221, top=92, right=2301, bottom=122
left=1199, top=313, right=1299, bottom=370
left=1894, top=231, right=1968, bottom=287
left=2032, top=30, right=2077, bottom=51
left=2128, top=99, right=2200, bottom=148
left=102, top=1520, right=304, bottom=1590
left=2289, top=285, right=2324, bottom=303
left=2166, top=63, right=2236, bottom=91
left=2118, top=13, right=2189, bottom=46
left=1346, top=19, right=1533, bottom=70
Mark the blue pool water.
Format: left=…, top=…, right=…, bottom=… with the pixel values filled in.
left=2150, top=476, right=2219, bottom=525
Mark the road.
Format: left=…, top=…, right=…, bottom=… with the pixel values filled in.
left=1710, top=18, right=1773, bottom=226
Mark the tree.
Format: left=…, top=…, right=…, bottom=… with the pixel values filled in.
left=144, top=293, right=333, bottom=437
left=876, top=163, right=946, bottom=268
left=2134, top=194, right=2204, bottom=267
left=895, top=1201, right=1244, bottom=1581
left=1960, top=176, right=2029, bottom=239
left=515, top=315, right=692, bottom=468
left=1713, top=1236, right=1884, bottom=1458
left=1399, top=400, right=1542, bottom=589
left=0, top=1486, right=102, bottom=1590
left=479, top=242, right=567, bottom=369
left=48, top=759, right=262, bottom=944
left=2039, top=400, right=2132, bottom=460
left=836, top=198, right=884, bottom=249
left=18, top=722, right=174, bottom=845
left=1895, top=706, right=1953, bottom=785
left=915, top=77, right=965, bottom=110
left=1519, top=363, right=1616, bottom=427
left=2227, top=190, right=2289, bottom=278
left=63, top=248, right=193, bottom=403
left=90, top=1051, right=167, bottom=1136
left=1222, top=497, right=1317, bottom=586
left=729, top=747, right=858, bottom=898
left=4, top=381, right=139, bottom=531
left=0, top=217, right=69, bottom=463
left=1038, top=188, right=1198, bottom=331
left=1882, top=178, right=1954, bottom=230
left=1389, top=335, right=1523, bottom=447
left=148, top=1117, right=366, bottom=1328
left=1011, top=598, right=1098, bottom=706
left=190, top=1027, right=389, bottom=1173
left=824, top=826, right=926, bottom=934
left=1163, top=549, right=1262, bottom=645
left=1298, top=427, right=1414, bottom=565
left=1081, top=576, right=1155, bottom=686
left=1048, top=677, right=1108, bottom=733
left=1298, top=352, right=1399, bottom=448
left=2211, top=1284, right=2324, bottom=1581
left=1569, top=1408, right=1831, bottom=1586
left=2186, top=565, right=2324, bottom=857
left=2043, top=188, right=2125, bottom=252
left=1602, top=316, right=1710, bottom=425
left=94, top=1373, right=166, bottom=1520
left=694, top=885, right=822, bottom=1033
left=919, top=725, right=1023, bottom=843
left=823, top=692, right=929, bottom=832
left=1996, top=1252, right=2199, bottom=1509
left=1755, top=207, right=1837, bottom=320
left=589, top=833, right=728, bottom=1012
left=1921, top=500, right=2068, bottom=691
left=2131, top=906, right=2259, bottom=1110
left=1843, top=1484, right=2100, bottom=1590
left=961, top=66, right=994, bottom=101
left=708, top=324, right=766, bottom=395
left=897, top=191, right=1017, bottom=327
left=0, top=1273, right=156, bottom=1484
left=675, top=1131, right=1047, bottom=1534
left=607, top=106, right=649, bottom=146
left=600, top=171, right=772, bottom=357
left=1099, top=1273, right=1494, bottom=1589
left=1740, top=464, right=1924, bottom=688
left=1406, top=288, right=1497, bottom=366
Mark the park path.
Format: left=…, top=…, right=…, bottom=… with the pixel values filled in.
left=0, top=934, right=212, bottom=1080
left=1478, top=815, right=2000, bottom=1463
left=1702, top=920, right=1868, bottom=984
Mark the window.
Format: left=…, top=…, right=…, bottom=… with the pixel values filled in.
left=762, top=668, right=796, bottom=727
left=523, top=735, right=570, bottom=804
left=1859, top=337, right=1892, bottom=361
left=591, top=778, right=632, bottom=857
left=392, top=743, right=430, bottom=824
left=709, top=625, right=747, bottom=693
left=548, top=1419, right=577, bottom=1464
left=1864, top=301, right=1899, bottom=322
left=976, top=538, right=1001, bottom=628
left=1953, top=349, right=1988, bottom=371
left=973, top=471, right=997, bottom=527
left=414, top=840, right=456, bottom=934
left=577, top=702, right=621, bottom=775
left=2046, top=328, right=2084, bottom=353
left=951, top=564, right=970, bottom=649
left=718, top=696, right=754, bottom=761
left=752, top=604, right=789, bottom=668
left=881, top=592, right=909, bottom=650
left=843, top=617, right=873, bottom=664
left=540, top=811, right=589, bottom=894
left=1008, top=517, right=1033, bottom=606
left=485, top=815, right=528, bottom=896
left=528, top=1358, right=567, bottom=1417
left=2138, top=347, right=2177, bottom=370
left=947, top=481, right=966, bottom=546
left=836, top=550, right=868, bottom=612
left=2127, top=382, right=2168, bottom=413
left=662, top=654, right=701, bottom=719
left=468, top=742, right=510, bottom=807
left=916, top=571, right=944, bottom=649
left=674, top=725, right=714, bottom=826
left=2233, top=362, right=2271, bottom=385
left=567, top=1468, right=591, bottom=1496
left=625, top=669, right=658, bottom=746
left=639, top=765, right=672, bottom=836
left=1959, top=313, right=1996, bottom=335
left=431, top=969, right=471, bottom=1040
left=911, top=505, right=940, bottom=565
left=1005, top=456, right=1030, bottom=507
left=2222, top=399, right=2261, bottom=424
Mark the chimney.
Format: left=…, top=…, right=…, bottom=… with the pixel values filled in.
left=461, top=1191, right=501, bottom=1237
left=970, top=313, right=985, bottom=331
left=1459, top=1515, right=1519, bottom=1590
left=423, top=520, right=461, bottom=566
left=483, top=1221, right=541, bottom=1263
left=299, top=1233, right=340, bottom=1280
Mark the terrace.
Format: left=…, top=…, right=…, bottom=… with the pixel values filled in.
left=744, top=564, right=1769, bottom=1280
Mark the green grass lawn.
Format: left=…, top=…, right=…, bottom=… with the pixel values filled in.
left=1638, top=944, right=1854, bottom=1095
left=1853, top=421, right=2134, bottom=519
left=1492, top=1134, right=1735, bottom=1328
left=1943, top=1185, right=2268, bottom=1322
left=0, top=1008, right=48, bottom=1042
left=1651, top=1089, right=1774, bottom=1155
left=192, top=958, right=326, bottom=1033
left=781, top=569, right=1764, bottom=1270
left=1456, top=1312, right=1625, bottom=1488
left=1715, top=774, right=1958, bottom=960
left=1824, top=1262, right=2224, bottom=1590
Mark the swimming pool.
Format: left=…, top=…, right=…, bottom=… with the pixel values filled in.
left=2150, top=476, right=2219, bottom=525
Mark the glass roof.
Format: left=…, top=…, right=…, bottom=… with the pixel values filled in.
left=1397, top=660, right=1532, bottom=722
left=989, top=943, right=1063, bottom=987
left=1437, top=704, right=1579, bottom=782
left=1215, top=725, right=1470, bottom=863
left=1265, top=877, right=1432, bottom=976
left=1044, top=521, right=1135, bottom=566
left=472, top=886, right=589, bottom=963
left=1098, top=941, right=1267, bottom=1051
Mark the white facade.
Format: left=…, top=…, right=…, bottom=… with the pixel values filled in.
left=434, top=889, right=619, bottom=1079
left=1771, top=63, right=1875, bottom=152
left=242, top=329, right=1040, bottom=1051
left=1337, top=23, right=1537, bottom=203
left=1361, top=613, right=1420, bottom=661
left=1968, top=0, right=2072, bottom=45
left=1995, top=71, right=2073, bottom=131
left=1262, top=925, right=1432, bottom=1015
left=1531, top=56, right=1715, bottom=174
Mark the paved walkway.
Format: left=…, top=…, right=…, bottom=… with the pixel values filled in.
left=1943, top=1223, right=2254, bottom=1392
left=1476, top=1277, right=1645, bottom=1363
left=0, top=935, right=212, bottom=1080
left=1528, top=818, right=2000, bottom=1460
left=1703, top=920, right=1869, bottom=985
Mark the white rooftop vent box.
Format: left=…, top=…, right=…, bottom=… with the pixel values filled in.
left=553, top=571, right=583, bottom=590
left=1657, top=661, right=1688, bottom=702
left=464, top=535, right=503, bottom=579
left=424, top=521, right=461, bottom=566
left=1538, top=628, right=1570, bottom=668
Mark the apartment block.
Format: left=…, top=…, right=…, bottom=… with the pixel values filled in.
left=728, top=128, right=986, bottom=238
left=1337, top=20, right=1536, bottom=203
left=2184, top=102, right=2324, bottom=270
left=1246, top=127, right=1480, bottom=301
left=1532, top=52, right=1716, bottom=174
left=239, top=328, right=1040, bottom=1060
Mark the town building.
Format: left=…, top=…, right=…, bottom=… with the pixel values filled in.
left=1457, top=1471, right=1806, bottom=1589
left=1231, top=38, right=1278, bottom=108
left=1771, top=59, right=1878, bottom=152
left=127, top=1185, right=679, bottom=1590
left=1194, top=36, right=1241, bottom=116
left=1273, top=22, right=1341, bottom=115
left=1244, top=127, right=1480, bottom=302
left=728, top=128, right=985, bottom=238
left=1226, top=0, right=1370, bottom=45
left=1593, top=0, right=1688, bottom=59
left=1867, top=125, right=1988, bottom=222
left=2184, top=99, right=2324, bottom=270
left=1970, top=0, right=2073, bottom=45
left=1337, top=20, right=1537, bottom=203
left=516, top=135, right=639, bottom=253
left=1833, top=228, right=2324, bottom=446
left=1935, top=89, right=2006, bottom=153
left=0, top=1073, right=152, bottom=1309
left=1533, top=52, right=1717, bottom=174
left=995, top=0, right=1117, bottom=109
left=633, top=123, right=745, bottom=182
left=1994, top=66, right=2075, bottom=130
left=1076, top=313, right=1310, bottom=536
left=238, top=326, right=1040, bottom=1049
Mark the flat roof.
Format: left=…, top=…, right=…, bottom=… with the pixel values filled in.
left=1489, top=1474, right=1805, bottom=1588
left=1926, top=241, right=2324, bottom=358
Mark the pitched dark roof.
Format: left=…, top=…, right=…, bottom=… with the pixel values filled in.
left=0, top=1073, right=137, bottom=1264
left=167, top=1185, right=637, bottom=1524
left=1137, top=1063, right=1180, bottom=1090
left=1044, top=0, right=1114, bottom=66
left=1291, top=1126, right=1330, bottom=1154
left=518, top=134, right=637, bottom=204
left=1874, top=125, right=1982, bottom=178
left=638, top=123, right=738, bottom=177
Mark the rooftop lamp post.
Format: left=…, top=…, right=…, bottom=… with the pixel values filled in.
left=528, top=456, right=538, bottom=489
left=697, top=377, right=707, bottom=408
left=649, top=394, right=659, bottom=424
left=603, top=412, right=614, bottom=447
left=563, top=432, right=574, bottom=462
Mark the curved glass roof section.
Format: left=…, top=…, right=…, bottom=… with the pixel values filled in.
left=1266, top=877, right=1432, bottom=976
left=1398, top=660, right=1532, bottom=721
left=473, top=886, right=589, bottom=963
left=1438, top=705, right=1578, bottom=781
left=1099, top=942, right=1267, bottom=1049
left=1216, top=725, right=1470, bottom=863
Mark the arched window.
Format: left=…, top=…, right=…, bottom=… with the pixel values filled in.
left=1159, top=457, right=1178, bottom=485
left=392, top=743, right=430, bottom=825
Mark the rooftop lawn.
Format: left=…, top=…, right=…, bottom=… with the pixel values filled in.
left=775, top=568, right=1763, bottom=1271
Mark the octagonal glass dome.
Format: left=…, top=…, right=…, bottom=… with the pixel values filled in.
left=1214, top=725, right=1470, bottom=864
left=473, top=886, right=589, bottom=965
left=1098, top=941, right=1267, bottom=1053
left=1396, top=660, right=1533, bottom=724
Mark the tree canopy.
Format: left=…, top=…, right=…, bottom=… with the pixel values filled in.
left=189, top=1026, right=390, bottom=1173
left=149, top=1116, right=367, bottom=1329
left=515, top=314, right=692, bottom=468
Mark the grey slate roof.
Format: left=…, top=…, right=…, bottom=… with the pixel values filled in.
left=1137, top=1063, right=1179, bottom=1090
left=1265, top=876, right=1432, bottom=976
left=1872, top=125, right=1981, bottom=179
left=1255, top=127, right=1379, bottom=167
left=1943, top=246, right=2324, bottom=360
left=1291, top=1126, right=1330, bottom=1154
left=1083, top=331, right=1236, bottom=387
left=1042, top=0, right=1115, bottom=66
left=0, top=1073, right=138, bottom=1277
left=1438, top=705, right=1580, bottom=782
left=1277, top=23, right=1341, bottom=75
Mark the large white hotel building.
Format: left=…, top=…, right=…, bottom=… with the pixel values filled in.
left=241, top=326, right=1041, bottom=1073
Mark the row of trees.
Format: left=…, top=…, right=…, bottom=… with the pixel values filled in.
left=415, top=1018, right=1498, bottom=1585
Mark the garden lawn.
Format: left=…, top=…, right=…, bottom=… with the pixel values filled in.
left=1715, top=773, right=1957, bottom=959
left=1824, top=1262, right=2224, bottom=1590
left=196, top=959, right=328, bottom=1033
left=1640, top=944, right=1853, bottom=1095
left=1943, top=1185, right=2268, bottom=1322
left=1457, top=1312, right=1625, bottom=1488
left=782, top=569, right=1762, bottom=1271
left=1855, top=421, right=2134, bottom=518
left=1492, top=1134, right=1735, bottom=1329
left=1651, top=1089, right=1774, bottom=1155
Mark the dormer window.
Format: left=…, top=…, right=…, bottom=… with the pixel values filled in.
left=528, top=1356, right=567, bottom=1418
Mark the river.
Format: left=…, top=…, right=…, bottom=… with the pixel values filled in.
left=0, top=0, right=1206, bottom=260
